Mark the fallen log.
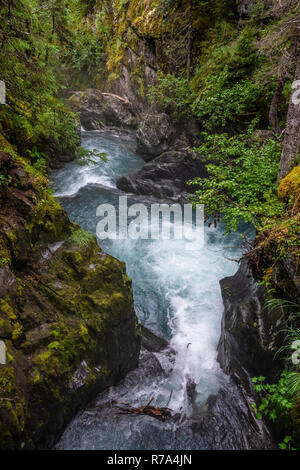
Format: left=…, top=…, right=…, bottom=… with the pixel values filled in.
left=115, top=397, right=173, bottom=422
left=101, top=92, right=131, bottom=106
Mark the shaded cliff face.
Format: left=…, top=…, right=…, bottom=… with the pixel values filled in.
left=218, top=256, right=300, bottom=445
left=218, top=260, right=286, bottom=392
left=91, top=0, right=219, bottom=112
left=0, top=150, right=141, bottom=449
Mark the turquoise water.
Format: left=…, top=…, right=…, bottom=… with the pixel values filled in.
left=52, top=129, right=248, bottom=449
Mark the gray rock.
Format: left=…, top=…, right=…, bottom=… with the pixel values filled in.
left=22, top=324, right=53, bottom=353
left=217, top=260, right=285, bottom=395
left=190, top=378, right=275, bottom=449
left=0, top=266, right=17, bottom=298
left=69, top=360, right=93, bottom=392
left=117, top=148, right=207, bottom=200
left=140, top=325, right=169, bottom=352
left=69, top=89, right=137, bottom=130
left=272, top=255, right=300, bottom=303
left=136, top=113, right=175, bottom=160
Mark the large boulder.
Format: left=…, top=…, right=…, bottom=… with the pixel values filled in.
left=117, top=148, right=207, bottom=200
left=140, top=325, right=169, bottom=353
left=217, top=260, right=285, bottom=394
left=136, top=113, right=175, bottom=160
left=69, top=89, right=137, bottom=130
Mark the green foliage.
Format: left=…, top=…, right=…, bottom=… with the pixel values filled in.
left=76, top=0, right=97, bottom=17
left=278, top=435, right=295, bottom=451
left=148, top=24, right=275, bottom=128
left=69, top=229, right=94, bottom=247
left=252, top=373, right=294, bottom=424
left=265, top=299, right=300, bottom=369
left=47, top=341, right=60, bottom=350
left=75, top=148, right=108, bottom=166
left=192, top=68, right=262, bottom=129
left=26, top=148, right=49, bottom=175
left=191, top=25, right=275, bottom=128
left=0, top=0, right=101, bottom=161
left=251, top=299, right=300, bottom=449
left=62, top=15, right=103, bottom=85
left=0, top=174, right=12, bottom=189
left=188, top=125, right=284, bottom=233
left=251, top=373, right=297, bottom=449
left=148, top=74, right=195, bottom=120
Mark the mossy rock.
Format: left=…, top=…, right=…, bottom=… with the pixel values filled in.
left=278, top=166, right=300, bottom=201
left=0, top=151, right=141, bottom=449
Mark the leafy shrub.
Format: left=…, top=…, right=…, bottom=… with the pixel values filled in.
left=26, top=148, right=49, bottom=175
left=252, top=372, right=294, bottom=424
left=251, top=373, right=298, bottom=450
left=148, top=74, right=195, bottom=120
left=69, top=229, right=94, bottom=247
left=191, top=68, right=262, bottom=129
left=0, top=0, right=102, bottom=162
left=190, top=25, right=276, bottom=128
left=251, top=299, right=300, bottom=449
left=188, top=125, right=284, bottom=233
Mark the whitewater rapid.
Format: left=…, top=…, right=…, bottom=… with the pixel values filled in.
left=52, top=129, right=248, bottom=449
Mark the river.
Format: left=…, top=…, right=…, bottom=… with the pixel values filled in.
left=52, top=129, right=250, bottom=450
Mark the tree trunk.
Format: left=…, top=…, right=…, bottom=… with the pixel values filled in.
left=278, top=52, right=300, bottom=180
left=269, top=34, right=298, bottom=136
left=269, top=80, right=284, bottom=134
left=186, top=0, right=192, bottom=82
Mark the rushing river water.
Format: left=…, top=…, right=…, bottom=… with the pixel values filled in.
left=52, top=129, right=250, bottom=450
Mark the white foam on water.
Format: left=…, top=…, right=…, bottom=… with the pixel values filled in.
left=52, top=130, right=143, bottom=198
left=52, top=130, right=249, bottom=449
left=103, top=216, right=242, bottom=411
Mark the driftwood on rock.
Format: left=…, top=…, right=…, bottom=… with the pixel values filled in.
left=115, top=397, right=173, bottom=422
left=101, top=92, right=131, bottom=106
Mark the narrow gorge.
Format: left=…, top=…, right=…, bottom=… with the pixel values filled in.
left=0, top=0, right=299, bottom=452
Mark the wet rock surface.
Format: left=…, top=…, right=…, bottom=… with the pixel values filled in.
left=0, top=152, right=141, bottom=449
left=136, top=113, right=175, bottom=160
left=57, top=346, right=275, bottom=450
left=272, top=255, right=300, bottom=303
left=190, top=378, right=274, bottom=450
left=140, top=325, right=169, bottom=353
left=117, top=148, right=207, bottom=201
left=69, top=89, right=138, bottom=130
left=218, top=260, right=285, bottom=395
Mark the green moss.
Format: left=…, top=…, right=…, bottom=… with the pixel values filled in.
left=278, top=166, right=300, bottom=202
left=68, top=228, right=94, bottom=247
left=47, top=341, right=60, bottom=350
left=0, top=299, right=18, bottom=338
left=0, top=299, right=17, bottom=320
left=126, top=0, right=164, bottom=38
left=26, top=194, right=69, bottom=243
left=11, top=322, right=23, bottom=343
left=0, top=144, right=140, bottom=448
left=0, top=366, right=15, bottom=394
